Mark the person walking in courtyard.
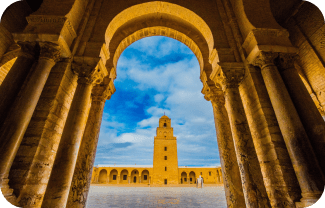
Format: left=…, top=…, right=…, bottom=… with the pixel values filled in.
left=197, top=175, right=203, bottom=188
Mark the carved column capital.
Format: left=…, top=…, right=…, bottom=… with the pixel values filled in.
left=92, top=82, right=115, bottom=102
left=252, top=51, right=278, bottom=69
left=202, top=83, right=225, bottom=105
left=275, top=53, right=299, bottom=71
left=72, top=63, right=106, bottom=85
left=39, top=42, right=61, bottom=62
left=17, top=41, right=38, bottom=59
left=219, top=68, right=245, bottom=90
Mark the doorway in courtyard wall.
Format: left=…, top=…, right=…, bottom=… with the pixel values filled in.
left=93, top=36, right=220, bottom=171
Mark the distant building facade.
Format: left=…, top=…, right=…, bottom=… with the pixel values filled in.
left=91, top=115, right=222, bottom=185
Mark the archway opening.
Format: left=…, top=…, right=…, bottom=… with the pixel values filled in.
left=120, top=169, right=129, bottom=184
left=131, top=170, right=139, bottom=184
left=141, top=170, right=149, bottom=184
left=98, top=169, right=107, bottom=184
left=109, top=169, right=118, bottom=184
left=189, top=171, right=196, bottom=184
left=95, top=36, right=220, bottom=169
left=181, top=172, right=187, bottom=184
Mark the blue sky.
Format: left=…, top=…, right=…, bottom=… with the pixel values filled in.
left=94, top=36, right=220, bottom=167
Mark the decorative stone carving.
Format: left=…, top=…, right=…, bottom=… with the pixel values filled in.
left=17, top=41, right=38, bottom=59
left=72, top=63, right=106, bottom=85
left=202, top=83, right=225, bottom=105
left=252, top=51, right=278, bottom=69
left=220, top=68, right=245, bottom=89
left=92, top=82, right=115, bottom=102
left=26, top=16, right=77, bottom=39
left=275, top=53, right=299, bottom=71
left=209, top=62, right=245, bottom=91
left=39, top=42, right=61, bottom=62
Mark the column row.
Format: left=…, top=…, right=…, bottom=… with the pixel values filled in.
left=0, top=41, right=113, bottom=208
left=204, top=50, right=325, bottom=208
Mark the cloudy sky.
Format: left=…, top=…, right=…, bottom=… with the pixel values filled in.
left=94, top=36, right=220, bottom=167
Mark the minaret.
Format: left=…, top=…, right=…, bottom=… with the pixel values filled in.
left=152, top=115, right=178, bottom=185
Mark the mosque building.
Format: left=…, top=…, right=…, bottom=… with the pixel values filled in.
left=91, top=115, right=223, bottom=185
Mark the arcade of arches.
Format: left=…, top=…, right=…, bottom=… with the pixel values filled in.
left=0, top=0, right=324, bottom=208
left=91, top=167, right=223, bottom=185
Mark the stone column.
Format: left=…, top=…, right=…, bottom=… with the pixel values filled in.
left=253, top=51, right=325, bottom=207
left=66, top=83, right=113, bottom=208
left=0, top=42, right=60, bottom=188
left=42, top=62, right=106, bottom=208
left=216, top=69, right=271, bottom=208
left=276, top=53, right=325, bottom=175
left=139, top=175, right=141, bottom=184
left=0, top=42, right=37, bottom=127
left=128, top=176, right=131, bottom=184
left=117, top=175, right=120, bottom=184
left=16, top=62, right=78, bottom=207
left=203, top=83, right=246, bottom=208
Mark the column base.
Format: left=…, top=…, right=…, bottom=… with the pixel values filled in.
left=295, top=192, right=322, bottom=208
left=0, top=178, right=20, bottom=207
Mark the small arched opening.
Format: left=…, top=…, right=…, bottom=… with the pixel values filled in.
left=131, top=169, right=139, bottom=184
left=109, top=169, right=118, bottom=184
left=189, top=171, right=196, bottom=184
left=141, top=170, right=149, bottom=184
left=98, top=169, right=108, bottom=184
left=120, top=169, right=129, bottom=184
left=181, top=172, right=187, bottom=184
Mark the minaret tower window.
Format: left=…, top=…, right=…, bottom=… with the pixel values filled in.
left=164, top=123, right=167, bottom=127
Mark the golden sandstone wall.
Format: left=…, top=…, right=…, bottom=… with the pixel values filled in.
left=91, top=166, right=223, bottom=185
left=0, top=0, right=325, bottom=208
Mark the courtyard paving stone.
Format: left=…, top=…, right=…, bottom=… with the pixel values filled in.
left=86, top=186, right=227, bottom=207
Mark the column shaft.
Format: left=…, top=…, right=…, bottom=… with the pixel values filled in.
left=211, top=100, right=246, bottom=208
left=41, top=81, right=93, bottom=208
left=0, top=42, right=60, bottom=187
left=260, top=63, right=324, bottom=202
left=239, top=66, right=301, bottom=207
left=253, top=51, right=325, bottom=206
left=66, top=97, right=106, bottom=208
left=16, top=65, right=78, bottom=207
left=277, top=54, right=325, bottom=175
left=0, top=42, right=37, bottom=127
left=224, top=86, right=271, bottom=208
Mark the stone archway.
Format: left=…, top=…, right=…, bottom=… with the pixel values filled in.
left=189, top=171, right=196, bottom=184
left=0, top=0, right=325, bottom=208
left=181, top=172, right=187, bottom=184
left=120, top=169, right=128, bottom=184
left=109, top=169, right=118, bottom=184
left=141, top=170, right=149, bottom=184
left=131, top=169, right=139, bottom=184
left=98, top=169, right=107, bottom=184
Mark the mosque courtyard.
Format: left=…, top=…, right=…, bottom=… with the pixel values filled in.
left=86, top=185, right=227, bottom=208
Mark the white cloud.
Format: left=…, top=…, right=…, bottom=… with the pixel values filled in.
left=96, top=37, right=220, bottom=166
left=154, top=94, right=164, bottom=103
